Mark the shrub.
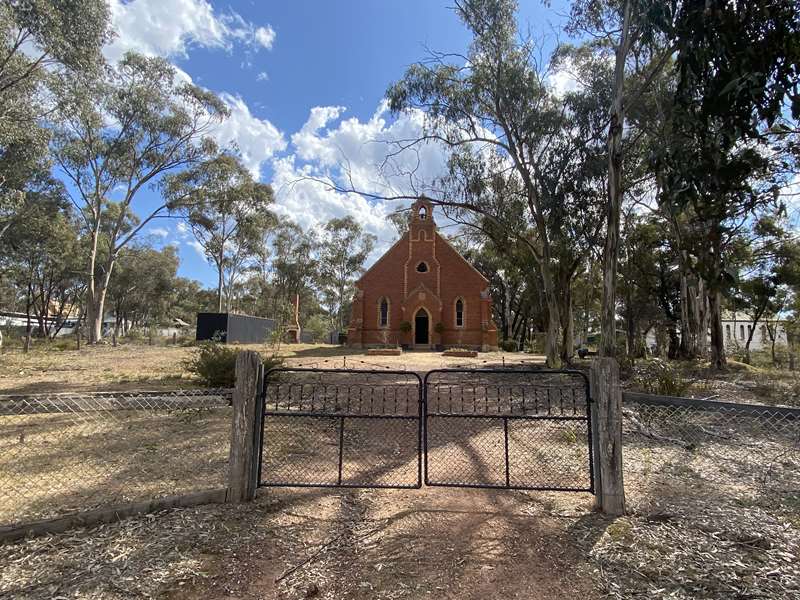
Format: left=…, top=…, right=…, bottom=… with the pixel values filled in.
left=434, top=322, right=445, bottom=334
left=399, top=321, right=412, bottom=334
left=184, top=342, right=283, bottom=387
left=500, top=339, right=518, bottom=352
left=631, top=359, right=691, bottom=397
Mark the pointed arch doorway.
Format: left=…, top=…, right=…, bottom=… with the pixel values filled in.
left=414, top=308, right=430, bottom=347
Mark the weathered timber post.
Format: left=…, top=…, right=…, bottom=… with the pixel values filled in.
left=590, top=357, right=626, bottom=515
left=228, top=350, right=263, bottom=503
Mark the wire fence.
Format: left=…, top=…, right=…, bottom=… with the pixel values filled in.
left=622, top=393, right=800, bottom=510
left=0, top=389, right=233, bottom=528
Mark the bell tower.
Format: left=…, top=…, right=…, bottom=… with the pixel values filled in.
left=409, top=196, right=436, bottom=240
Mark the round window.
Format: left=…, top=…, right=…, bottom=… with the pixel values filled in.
left=416, top=262, right=428, bottom=273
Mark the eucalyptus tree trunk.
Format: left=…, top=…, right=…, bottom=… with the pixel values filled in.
left=560, top=286, right=574, bottom=364
left=599, top=0, right=632, bottom=358
left=540, top=265, right=563, bottom=368
left=696, top=278, right=709, bottom=357
left=708, top=288, right=726, bottom=369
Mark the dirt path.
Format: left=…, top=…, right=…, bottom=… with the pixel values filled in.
left=171, top=487, right=601, bottom=600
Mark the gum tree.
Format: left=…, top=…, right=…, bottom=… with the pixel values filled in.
left=51, top=52, right=228, bottom=342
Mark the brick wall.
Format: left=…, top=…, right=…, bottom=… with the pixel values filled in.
left=347, top=198, right=498, bottom=351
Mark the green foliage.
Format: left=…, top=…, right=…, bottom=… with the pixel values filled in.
left=50, top=50, right=228, bottom=341
left=399, top=321, right=412, bottom=334
left=631, top=359, right=691, bottom=397
left=163, top=152, right=275, bottom=312
left=183, top=342, right=283, bottom=387
left=434, top=322, right=445, bottom=335
left=500, top=339, right=518, bottom=352
left=317, top=216, right=376, bottom=333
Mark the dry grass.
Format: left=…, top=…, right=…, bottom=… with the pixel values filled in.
left=0, top=404, right=231, bottom=526
left=0, top=342, right=545, bottom=395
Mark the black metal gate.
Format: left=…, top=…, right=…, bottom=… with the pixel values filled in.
left=258, top=367, right=593, bottom=493
left=259, top=368, right=423, bottom=489
left=424, top=369, right=594, bottom=492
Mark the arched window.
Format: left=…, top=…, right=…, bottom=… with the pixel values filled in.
left=416, top=262, right=428, bottom=273
left=419, top=206, right=427, bottom=220
left=725, top=324, right=731, bottom=340
left=747, top=325, right=752, bottom=339
left=455, top=298, right=464, bottom=327
left=379, top=298, right=389, bottom=327
left=760, top=325, right=767, bottom=343
left=740, top=325, right=745, bottom=339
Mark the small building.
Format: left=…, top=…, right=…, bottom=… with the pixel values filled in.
left=195, top=313, right=276, bottom=344
left=346, top=198, right=498, bottom=351
left=721, top=311, right=788, bottom=351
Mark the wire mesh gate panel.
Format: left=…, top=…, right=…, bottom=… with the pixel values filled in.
left=424, top=369, right=594, bottom=492
left=259, top=369, right=423, bottom=489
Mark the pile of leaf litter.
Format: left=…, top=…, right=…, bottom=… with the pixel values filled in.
left=0, top=501, right=266, bottom=599
left=590, top=500, right=799, bottom=599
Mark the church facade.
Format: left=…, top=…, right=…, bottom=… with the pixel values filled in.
left=346, top=198, right=498, bottom=351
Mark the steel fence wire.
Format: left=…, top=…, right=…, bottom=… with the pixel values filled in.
left=259, top=369, right=423, bottom=489
left=0, top=389, right=233, bottom=527
left=622, top=396, right=800, bottom=505
left=424, top=369, right=594, bottom=491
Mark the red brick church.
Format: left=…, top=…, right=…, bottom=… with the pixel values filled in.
left=346, top=198, right=498, bottom=351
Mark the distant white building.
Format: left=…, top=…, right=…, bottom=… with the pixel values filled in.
left=643, top=311, right=789, bottom=352
left=721, top=311, right=788, bottom=351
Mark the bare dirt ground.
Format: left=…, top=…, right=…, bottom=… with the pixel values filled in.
left=0, top=486, right=603, bottom=600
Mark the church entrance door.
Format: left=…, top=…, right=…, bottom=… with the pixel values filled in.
left=414, top=309, right=429, bottom=346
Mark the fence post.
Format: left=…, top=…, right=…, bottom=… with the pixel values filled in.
left=590, top=357, right=626, bottom=515
left=228, top=350, right=263, bottom=503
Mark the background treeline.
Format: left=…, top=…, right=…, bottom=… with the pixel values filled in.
left=378, top=0, right=800, bottom=369
left=1, top=0, right=799, bottom=371
left=0, top=1, right=378, bottom=347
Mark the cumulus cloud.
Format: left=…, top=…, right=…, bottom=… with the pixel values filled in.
left=106, top=0, right=276, bottom=62
left=256, top=71, right=269, bottom=82
left=272, top=102, right=453, bottom=261
left=148, top=227, right=170, bottom=238
left=187, top=239, right=207, bottom=258
left=212, top=93, right=287, bottom=179
left=104, top=0, right=284, bottom=181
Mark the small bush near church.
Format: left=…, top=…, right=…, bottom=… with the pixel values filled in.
left=184, top=341, right=283, bottom=387
left=500, top=339, right=518, bottom=352
left=631, top=359, right=691, bottom=397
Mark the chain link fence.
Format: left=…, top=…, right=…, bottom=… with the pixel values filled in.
left=0, top=389, right=233, bottom=528
left=622, top=393, right=800, bottom=510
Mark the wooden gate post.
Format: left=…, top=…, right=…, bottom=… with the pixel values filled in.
left=228, top=350, right=263, bottom=503
left=590, top=357, right=626, bottom=515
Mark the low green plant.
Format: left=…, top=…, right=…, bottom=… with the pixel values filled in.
left=631, top=359, right=691, bottom=397
left=184, top=341, right=283, bottom=387
left=500, top=339, right=518, bottom=352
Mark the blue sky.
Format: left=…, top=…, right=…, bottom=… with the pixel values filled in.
left=102, top=0, right=572, bottom=286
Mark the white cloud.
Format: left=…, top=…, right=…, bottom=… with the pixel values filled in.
left=212, top=93, right=287, bottom=179
left=106, top=0, right=277, bottom=63
left=271, top=102, right=453, bottom=262
left=187, top=239, right=207, bottom=258
left=106, top=0, right=285, bottom=182
left=256, top=71, right=269, bottom=82
left=254, top=26, right=276, bottom=50
left=148, top=227, right=169, bottom=238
